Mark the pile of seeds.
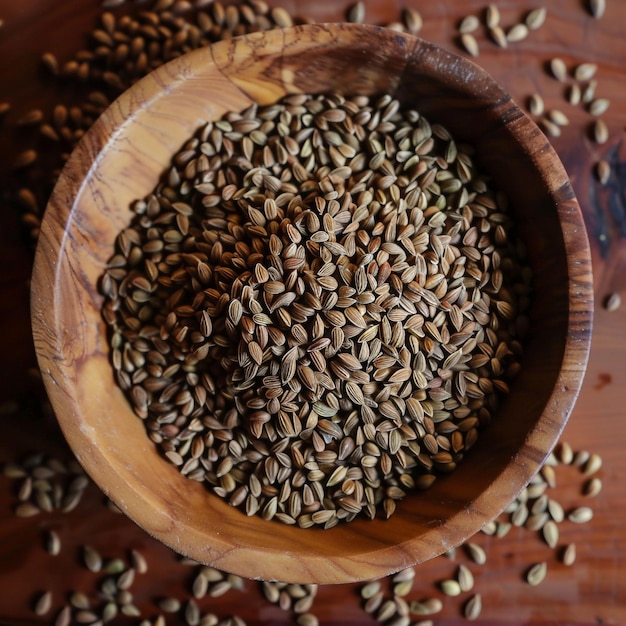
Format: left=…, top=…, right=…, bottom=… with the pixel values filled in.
left=102, top=91, right=531, bottom=526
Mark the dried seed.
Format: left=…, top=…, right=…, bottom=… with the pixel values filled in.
left=440, top=579, right=461, bottom=596
left=568, top=84, right=582, bottom=106
left=458, top=564, right=474, bottom=592
left=574, top=63, right=598, bottom=81
left=459, top=15, right=480, bottom=34
left=542, top=520, right=559, bottom=548
left=548, top=109, right=569, bottom=126
left=526, top=562, right=547, bottom=586
left=528, top=93, right=545, bottom=116
left=562, top=543, right=576, bottom=566
left=592, top=119, right=608, bottom=144
left=361, top=581, right=381, bottom=599
left=557, top=441, right=574, bottom=465
left=584, top=453, right=603, bottom=474
left=596, top=160, right=611, bottom=184
left=45, top=530, right=61, bottom=555
left=549, top=58, right=568, bottom=81
left=464, top=593, right=482, bottom=621
left=568, top=506, right=593, bottom=524
left=486, top=4, right=500, bottom=28
left=13, top=149, right=38, bottom=169
left=506, top=23, right=529, bottom=43
left=34, top=591, right=53, bottom=616
left=460, top=33, right=479, bottom=57
left=346, top=2, right=365, bottom=23
left=589, top=98, right=610, bottom=116
left=402, top=8, right=422, bottom=34
left=540, top=118, right=561, bottom=138
left=410, top=598, right=442, bottom=615
left=465, top=542, right=486, bottom=565
left=526, top=8, right=547, bottom=30
left=589, top=0, right=606, bottom=18
left=583, top=477, right=602, bottom=497
left=600, top=293, right=622, bottom=312
left=83, top=546, right=102, bottom=572
left=158, top=597, right=181, bottom=612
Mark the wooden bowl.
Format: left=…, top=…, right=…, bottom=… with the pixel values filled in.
left=31, top=24, right=593, bottom=584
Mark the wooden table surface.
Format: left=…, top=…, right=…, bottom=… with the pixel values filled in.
left=0, top=0, right=624, bottom=624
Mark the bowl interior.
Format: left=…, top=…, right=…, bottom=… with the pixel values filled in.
left=31, top=24, right=593, bottom=584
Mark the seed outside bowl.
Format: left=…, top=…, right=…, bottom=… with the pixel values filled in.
left=31, top=24, right=593, bottom=584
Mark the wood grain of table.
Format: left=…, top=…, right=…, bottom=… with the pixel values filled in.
left=0, top=0, right=624, bottom=624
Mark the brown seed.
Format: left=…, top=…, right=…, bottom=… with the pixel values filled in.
left=13, top=149, right=38, bottom=169
left=526, top=562, right=547, bottom=586
left=17, top=109, right=43, bottom=126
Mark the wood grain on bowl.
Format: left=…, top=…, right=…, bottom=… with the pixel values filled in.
left=30, top=23, right=593, bottom=584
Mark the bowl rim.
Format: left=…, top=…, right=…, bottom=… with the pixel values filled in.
left=30, top=23, right=594, bottom=583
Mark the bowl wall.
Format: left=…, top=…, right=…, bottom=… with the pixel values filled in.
left=31, top=24, right=593, bottom=584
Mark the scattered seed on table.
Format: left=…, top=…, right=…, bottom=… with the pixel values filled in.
left=464, top=593, right=482, bottom=620
left=584, top=453, right=603, bottom=474
left=590, top=98, right=610, bottom=116
left=542, top=520, right=559, bottom=548
left=548, top=110, right=570, bottom=126
left=540, top=118, right=562, bottom=138
left=465, top=542, right=487, bottom=565
left=549, top=58, right=568, bottom=81
left=17, top=109, right=43, bottom=126
left=346, top=2, right=365, bottom=23
left=575, top=63, right=598, bottom=81
left=410, top=598, right=442, bottom=615
left=592, top=119, right=609, bottom=143
left=567, top=84, right=582, bottom=106
left=486, top=4, right=500, bottom=28
left=583, top=477, right=603, bottom=497
left=157, top=597, right=181, bottom=613
left=589, top=0, right=606, bottom=19
left=507, top=23, right=529, bottom=42
left=460, top=32, right=479, bottom=56
left=526, top=562, right=547, bottom=586
left=45, top=529, right=61, bottom=555
left=82, top=546, right=103, bottom=572
left=402, top=8, right=422, bottom=33
left=529, top=93, right=545, bottom=116
left=583, top=80, right=598, bottom=103
left=489, top=25, right=508, bottom=48
left=526, top=8, right=547, bottom=30
left=557, top=441, right=574, bottom=465
left=458, top=564, right=474, bottom=592
left=596, top=160, right=611, bottom=184
left=568, top=506, right=594, bottom=523
left=33, top=591, right=52, bottom=616
left=600, top=293, right=622, bottom=310
left=459, top=15, right=480, bottom=33
left=562, top=543, right=577, bottom=566
left=13, top=149, right=38, bottom=169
